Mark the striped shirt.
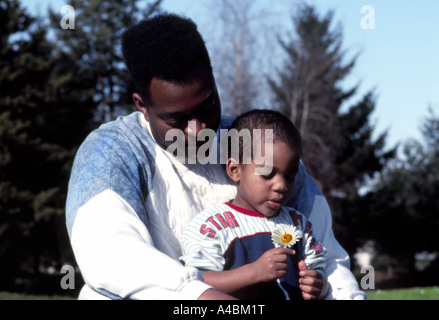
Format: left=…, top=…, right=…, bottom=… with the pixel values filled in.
left=180, top=202, right=326, bottom=299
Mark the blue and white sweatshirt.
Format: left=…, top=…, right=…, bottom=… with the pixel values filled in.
left=66, top=111, right=366, bottom=300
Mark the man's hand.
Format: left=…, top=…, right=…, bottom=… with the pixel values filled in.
left=298, top=260, right=328, bottom=300
left=250, top=247, right=296, bottom=283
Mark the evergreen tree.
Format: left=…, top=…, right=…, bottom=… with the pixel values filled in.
left=333, top=92, right=396, bottom=252
left=421, top=106, right=439, bottom=156
left=49, top=0, right=162, bottom=123
left=268, top=4, right=357, bottom=195
left=363, top=108, right=439, bottom=278
left=0, top=0, right=74, bottom=289
left=267, top=4, right=396, bottom=254
left=0, top=0, right=162, bottom=293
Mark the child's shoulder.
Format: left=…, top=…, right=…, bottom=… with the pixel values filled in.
left=279, top=205, right=310, bottom=227
left=190, top=203, right=232, bottom=223
left=281, top=205, right=306, bottom=218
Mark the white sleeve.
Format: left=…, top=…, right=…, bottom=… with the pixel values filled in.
left=180, top=212, right=225, bottom=272
left=70, top=189, right=212, bottom=300
left=307, top=195, right=367, bottom=300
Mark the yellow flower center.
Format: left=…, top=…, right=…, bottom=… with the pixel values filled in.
left=281, top=233, right=293, bottom=243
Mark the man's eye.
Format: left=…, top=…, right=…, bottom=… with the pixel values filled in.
left=165, top=120, right=178, bottom=126
left=166, top=118, right=186, bottom=127
left=198, top=97, right=216, bottom=114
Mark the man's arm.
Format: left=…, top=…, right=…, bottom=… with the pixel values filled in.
left=70, top=189, right=216, bottom=299
left=66, top=121, right=232, bottom=300
left=306, top=196, right=366, bottom=300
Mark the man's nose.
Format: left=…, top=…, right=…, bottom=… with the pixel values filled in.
left=185, top=118, right=206, bottom=137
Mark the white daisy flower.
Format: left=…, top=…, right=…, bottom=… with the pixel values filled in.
left=271, top=225, right=302, bottom=248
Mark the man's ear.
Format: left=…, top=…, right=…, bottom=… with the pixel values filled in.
left=226, top=158, right=241, bottom=183
left=133, top=93, right=149, bottom=121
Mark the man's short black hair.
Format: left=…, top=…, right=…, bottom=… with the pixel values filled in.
left=122, top=13, right=212, bottom=106
left=227, top=109, right=302, bottom=164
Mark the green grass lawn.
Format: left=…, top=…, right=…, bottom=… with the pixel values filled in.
left=0, top=291, right=75, bottom=300
left=366, top=286, right=439, bottom=300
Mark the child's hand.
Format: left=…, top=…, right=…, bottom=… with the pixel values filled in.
left=250, top=247, right=296, bottom=283
left=298, top=260, right=328, bottom=300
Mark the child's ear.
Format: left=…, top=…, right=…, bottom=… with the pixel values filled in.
left=226, top=158, right=241, bottom=183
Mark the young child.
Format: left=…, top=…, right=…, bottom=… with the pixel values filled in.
left=180, top=109, right=328, bottom=300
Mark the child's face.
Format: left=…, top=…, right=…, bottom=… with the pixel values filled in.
left=229, top=141, right=299, bottom=217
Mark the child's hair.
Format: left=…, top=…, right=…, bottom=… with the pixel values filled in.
left=121, top=13, right=212, bottom=106
left=226, top=109, right=302, bottom=164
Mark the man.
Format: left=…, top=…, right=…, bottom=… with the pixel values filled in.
left=66, top=13, right=366, bottom=300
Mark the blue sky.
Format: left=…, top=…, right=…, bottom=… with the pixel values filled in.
left=22, top=0, right=439, bottom=150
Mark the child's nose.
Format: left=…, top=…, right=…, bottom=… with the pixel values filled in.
left=273, top=176, right=289, bottom=193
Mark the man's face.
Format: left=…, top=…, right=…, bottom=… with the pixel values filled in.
left=134, top=67, right=221, bottom=153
